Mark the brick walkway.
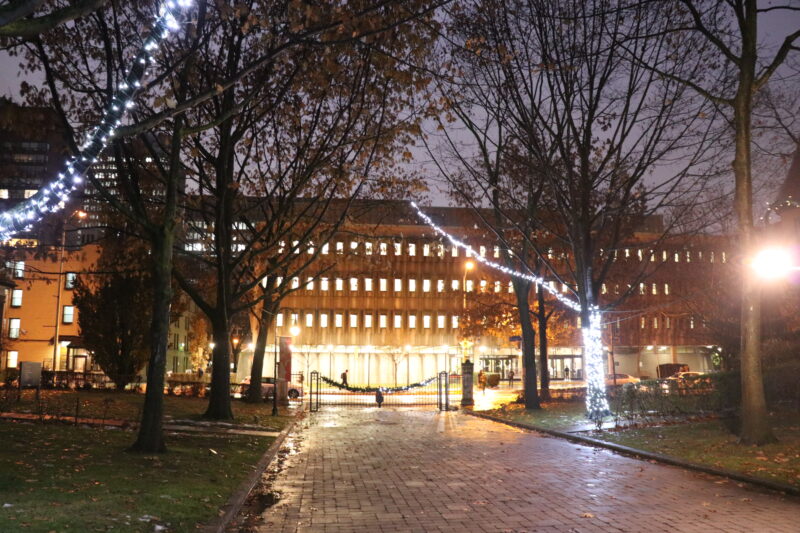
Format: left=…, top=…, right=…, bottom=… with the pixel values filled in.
left=246, top=408, right=800, bottom=533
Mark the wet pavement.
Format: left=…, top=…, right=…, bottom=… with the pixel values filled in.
left=240, top=407, right=800, bottom=533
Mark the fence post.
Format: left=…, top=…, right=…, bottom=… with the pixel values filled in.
left=461, top=360, right=474, bottom=407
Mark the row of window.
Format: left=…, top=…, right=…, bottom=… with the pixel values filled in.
left=601, top=283, right=671, bottom=296
left=277, top=275, right=515, bottom=294
left=276, top=310, right=460, bottom=330
left=5, top=262, right=77, bottom=288
left=7, top=307, right=76, bottom=339
left=612, top=248, right=728, bottom=264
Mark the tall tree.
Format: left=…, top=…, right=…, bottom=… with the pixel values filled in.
left=624, top=0, right=800, bottom=445
left=434, top=0, right=723, bottom=419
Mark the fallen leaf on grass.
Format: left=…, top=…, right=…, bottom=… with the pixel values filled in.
left=581, top=513, right=595, bottom=518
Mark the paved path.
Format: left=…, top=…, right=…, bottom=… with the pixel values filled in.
left=245, top=408, right=800, bottom=533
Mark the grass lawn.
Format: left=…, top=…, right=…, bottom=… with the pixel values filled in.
left=483, top=400, right=587, bottom=430
left=592, top=411, right=800, bottom=489
left=0, top=421, right=272, bottom=532
left=1, top=389, right=294, bottom=430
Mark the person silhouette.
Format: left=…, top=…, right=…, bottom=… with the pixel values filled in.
left=341, top=369, right=349, bottom=387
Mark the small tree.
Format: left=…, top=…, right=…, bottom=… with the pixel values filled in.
left=72, top=240, right=152, bottom=390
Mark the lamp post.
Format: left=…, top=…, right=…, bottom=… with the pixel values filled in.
left=461, top=260, right=475, bottom=363
left=52, top=210, right=86, bottom=371
left=272, top=322, right=300, bottom=416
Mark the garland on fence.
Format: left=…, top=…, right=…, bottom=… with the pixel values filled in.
left=320, top=376, right=437, bottom=393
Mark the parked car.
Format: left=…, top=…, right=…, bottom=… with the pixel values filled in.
left=240, top=376, right=303, bottom=399
left=661, top=371, right=711, bottom=393
left=605, top=373, right=640, bottom=386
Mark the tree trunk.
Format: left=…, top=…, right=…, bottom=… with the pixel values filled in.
left=514, top=279, right=539, bottom=410
left=246, top=299, right=274, bottom=403
left=733, top=2, right=775, bottom=445
left=204, top=317, right=234, bottom=419
left=537, top=284, right=550, bottom=401
left=130, top=230, right=173, bottom=453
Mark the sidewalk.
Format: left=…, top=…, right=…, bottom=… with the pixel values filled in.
left=242, top=407, right=800, bottom=533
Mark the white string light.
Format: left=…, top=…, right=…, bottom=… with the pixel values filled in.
left=410, top=201, right=610, bottom=421
left=0, top=0, right=193, bottom=240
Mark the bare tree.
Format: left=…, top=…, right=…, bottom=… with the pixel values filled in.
left=433, top=0, right=723, bottom=420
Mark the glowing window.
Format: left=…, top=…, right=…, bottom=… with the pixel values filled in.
left=320, top=313, right=329, bottom=328
left=365, top=242, right=373, bottom=255
left=306, top=278, right=314, bottom=290
left=379, top=314, right=388, bottom=328
left=335, top=313, right=344, bottom=328
left=364, top=278, right=373, bottom=291
left=437, top=315, right=446, bottom=329
left=277, top=314, right=284, bottom=327
left=437, top=280, right=445, bottom=293
left=451, top=316, right=459, bottom=329
left=422, top=315, right=432, bottom=329
left=7, top=351, right=18, bottom=368
left=451, top=246, right=459, bottom=258
left=11, top=289, right=22, bottom=307
left=335, top=278, right=344, bottom=291
left=394, top=278, right=402, bottom=292
left=379, top=242, right=388, bottom=255
left=322, top=243, right=330, bottom=255
left=465, top=280, right=473, bottom=292
left=320, top=278, right=329, bottom=291
left=408, top=279, right=417, bottom=292
left=394, top=242, right=402, bottom=256
left=408, top=315, right=416, bottom=329
left=423, top=243, right=430, bottom=257
left=336, top=242, right=344, bottom=254
left=408, top=243, right=416, bottom=256
left=349, top=314, right=358, bottom=328
left=305, top=313, right=314, bottom=327
left=451, top=280, right=459, bottom=291
left=379, top=278, right=388, bottom=292
left=393, top=315, right=402, bottom=328
left=349, top=278, right=358, bottom=291
left=291, top=277, right=300, bottom=289
left=364, top=314, right=373, bottom=328
left=422, top=279, right=431, bottom=292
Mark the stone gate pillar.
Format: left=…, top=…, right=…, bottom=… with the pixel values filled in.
left=461, top=360, right=474, bottom=407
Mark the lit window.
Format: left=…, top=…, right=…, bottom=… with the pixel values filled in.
left=625, top=248, right=630, bottom=258
left=451, top=246, right=459, bottom=258
left=422, top=279, right=431, bottom=292
left=408, top=279, right=416, bottom=292
left=690, top=316, right=695, bottom=329
left=379, top=242, right=388, bottom=256
left=379, top=314, right=388, bottom=328
left=437, top=280, right=445, bottom=293
left=320, top=278, right=329, bottom=291
left=686, top=250, right=692, bottom=262
left=9, top=261, right=24, bottom=279
left=710, top=251, right=715, bottom=263
left=349, top=314, right=358, bottom=328
left=322, top=243, right=330, bottom=255
left=451, top=316, right=459, bottom=329
left=493, top=246, right=500, bottom=258
left=577, top=317, right=582, bottom=328
left=451, top=280, right=459, bottom=291
left=480, top=246, right=487, bottom=257
left=637, top=249, right=643, bottom=261
left=651, top=283, right=658, bottom=295
left=653, top=317, right=659, bottom=329
left=436, top=244, right=445, bottom=257
left=601, top=284, right=607, bottom=295
left=349, top=277, right=358, bottom=291
left=364, top=314, right=373, bottom=328
left=8, top=318, right=20, bottom=339
left=508, top=281, right=514, bottom=293
left=640, top=317, right=645, bottom=329
left=350, top=241, right=358, bottom=253
left=291, top=313, right=299, bottom=325
left=674, top=252, right=680, bottom=262
left=408, top=315, right=416, bottom=329
left=278, top=241, right=286, bottom=253
left=292, top=240, right=300, bottom=254
left=277, top=313, right=284, bottom=327
left=63, top=306, right=75, bottom=324
left=394, top=242, right=402, bottom=256
left=437, top=315, right=446, bottom=329
left=11, top=289, right=22, bottom=307
left=721, top=251, right=727, bottom=263
left=7, top=351, right=18, bottom=368
left=664, top=283, right=670, bottom=295
left=335, top=313, right=344, bottom=328
left=306, top=278, right=314, bottom=290
left=364, top=278, right=373, bottom=291
left=639, top=283, right=645, bottom=295
left=394, top=278, right=402, bottom=292
left=305, top=313, right=314, bottom=327
left=379, top=278, right=388, bottom=292
left=24, top=189, right=38, bottom=198
left=408, top=243, right=416, bottom=256
left=662, top=250, right=668, bottom=261
left=365, top=242, right=373, bottom=255
left=335, top=278, right=344, bottom=291
left=291, top=277, right=300, bottom=289
left=561, top=283, right=568, bottom=294
left=393, top=314, right=402, bottom=328
left=336, top=242, right=344, bottom=254
left=423, top=315, right=432, bottom=329
left=650, top=250, right=655, bottom=262
left=308, top=244, right=315, bottom=255
left=65, top=272, right=77, bottom=289
left=0, top=190, right=7, bottom=199
left=320, top=313, right=329, bottom=328
left=423, top=243, right=431, bottom=256
left=666, top=317, right=671, bottom=328
left=465, top=280, right=473, bottom=292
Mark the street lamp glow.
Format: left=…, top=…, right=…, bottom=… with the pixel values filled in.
left=752, top=247, right=794, bottom=280
left=465, top=260, right=475, bottom=271
left=289, top=325, right=301, bottom=337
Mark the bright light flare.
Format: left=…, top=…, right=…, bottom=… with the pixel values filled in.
left=752, top=247, right=795, bottom=280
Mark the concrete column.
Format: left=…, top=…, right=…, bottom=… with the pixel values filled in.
left=461, top=360, right=474, bottom=407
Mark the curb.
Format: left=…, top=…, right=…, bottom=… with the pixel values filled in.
left=464, top=410, right=800, bottom=498
left=199, top=414, right=302, bottom=533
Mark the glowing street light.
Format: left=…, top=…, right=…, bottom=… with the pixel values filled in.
left=751, top=246, right=796, bottom=280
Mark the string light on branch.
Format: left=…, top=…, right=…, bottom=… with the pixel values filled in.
left=410, top=201, right=610, bottom=422
left=0, top=0, right=193, bottom=241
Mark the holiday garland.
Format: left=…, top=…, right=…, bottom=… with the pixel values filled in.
left=320, top=375, right=437, bottom=393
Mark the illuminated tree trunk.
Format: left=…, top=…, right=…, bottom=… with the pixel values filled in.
left=514, top=279, right=539, bottom=409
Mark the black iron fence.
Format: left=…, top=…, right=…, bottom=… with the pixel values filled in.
left=307, top=371, right=461, bottom=410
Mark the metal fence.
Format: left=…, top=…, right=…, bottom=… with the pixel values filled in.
left=308, top=371, right=461, bottom=411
